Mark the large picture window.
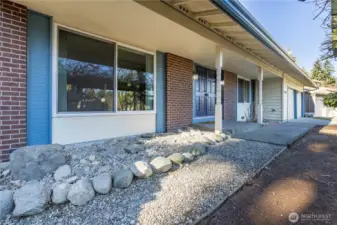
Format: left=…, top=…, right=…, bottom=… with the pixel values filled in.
left=238, top=78, right=250, bottom=103
left=57, top=28, right=154, bottom=113
left=117, top=46, right=154, bottom=111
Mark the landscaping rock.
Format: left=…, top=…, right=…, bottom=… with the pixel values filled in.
left=124, top=144, right=145, bottom=154
left=13, top=181, right=50, bottom=217
left=52, top=183, right=71, bottom=204
left=10, top=144, right=66, bottom=181
left=65, top=176, right=78, bottom=184
left=168, top=153, right=185, bottom=165
left=113, top=169, right=133, bottom=188
left=190, top=143, right=207, bottom=156
left=80, top=159, right=88, bottom=164
left=67, top=178, right=95, bottom=206
left=54, top=165, right=71, bottom=181
left=150, top=157, right=172, bottom=173
left=91, top=161, right=100, bottom=166
left=130, top=161, right=153, bottom=178
left=141, top=133, right=155, bottom=139
left=177, top=129, right=184, bottom=133
left=88, top=155, right=96, bottom=162
left=93, top=173, right=112, bottom=194
left=179, top=145, right=193, bottom=152
left=2, top=169, right=10, bottom=177
left=98, top=165, right=111, bottom=173
left=0, top=190, right=14, bottom=220
left=182, top=152, right=194, bottom=162
left=215, top=133, right=225, bottom=142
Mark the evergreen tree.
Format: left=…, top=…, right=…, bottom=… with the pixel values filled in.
left=311, top=59, right=325, bottom=81
left=323, top=60, right=336, bottom=84
left=311, top=59, right=336, bottom=84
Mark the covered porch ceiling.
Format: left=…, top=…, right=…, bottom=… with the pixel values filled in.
left=17, top=0, right=286, bottom=80
left=137, top=0, right=315, bottom=86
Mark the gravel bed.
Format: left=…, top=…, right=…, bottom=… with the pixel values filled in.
left=2, top=131, right=283, bottom=225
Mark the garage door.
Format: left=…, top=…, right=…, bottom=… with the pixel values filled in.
left=315, top=96, right=325, bottom=117
left=287, top=88, right=295, bottom=120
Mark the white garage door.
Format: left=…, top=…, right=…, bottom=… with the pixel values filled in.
left=315, top=96, right=325, bottom=117
left=287, top=88, right=294, bottom=120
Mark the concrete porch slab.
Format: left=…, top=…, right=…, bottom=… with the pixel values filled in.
left=235, top=122, right=316, bottom=146
left=192, top=120, right=262, bottom=136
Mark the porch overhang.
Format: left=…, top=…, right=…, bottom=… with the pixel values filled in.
left=136, top=0, right=315, bottom=88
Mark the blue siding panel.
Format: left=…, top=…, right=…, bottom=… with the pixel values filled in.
left=27, top=11, right=51, bottom=145
left=156, top=51, right=166, bottom=132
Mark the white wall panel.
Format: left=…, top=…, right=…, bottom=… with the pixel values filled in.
left=52, top=114, right=156, bottom=145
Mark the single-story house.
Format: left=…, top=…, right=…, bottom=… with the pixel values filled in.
left=0, top=0, right=315, bottom=162
left=304, top=81, right=337, bottom=117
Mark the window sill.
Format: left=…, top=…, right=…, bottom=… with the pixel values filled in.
left=53, top=111, right=156, bottom=118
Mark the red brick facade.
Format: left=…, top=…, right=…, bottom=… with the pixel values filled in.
left=166, top=53, right=193, bottom=131
left=0, top=0, right=27, bottom=162
left=222, top=71, right=237, bottom=120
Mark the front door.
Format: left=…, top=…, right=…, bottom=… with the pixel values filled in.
left=195, top=65, right=216, bottom=117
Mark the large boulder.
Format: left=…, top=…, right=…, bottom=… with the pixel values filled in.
left=167, top=153, right=185, bottom=165
left=67, top=178, right=95, bottom=206
left=93, top=173, right=112, bottom=194
left=150, top=157, right=172, bottom=173
left=10, top=144, right=66, bottom=181
left=190, top=143, right=207, bottom=156
left=130, top=161, right=153, bottom=178
left=12, top=181, right=50, bottom=217
left=54, top=165, right=71, bottom=181
left=52, top=183, right=71, bottom=204
left=113, top=169, right=133, bottom=188
left=0, top=190, right=14, bottom=220
left=182, top=152, right=194, bottom=162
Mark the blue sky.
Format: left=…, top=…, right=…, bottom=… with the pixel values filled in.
left=240, top=0, right=331, bottom=74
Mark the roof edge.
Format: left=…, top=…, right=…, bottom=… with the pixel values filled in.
left=212, top=0, right=315, bottom=87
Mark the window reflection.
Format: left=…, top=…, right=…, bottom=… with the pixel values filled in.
left=58, top=29, right=115, bottom=112
left=117, top=46, right=154, bottom=111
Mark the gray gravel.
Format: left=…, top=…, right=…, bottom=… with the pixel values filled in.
left=2, top=131, right=283, bottom=225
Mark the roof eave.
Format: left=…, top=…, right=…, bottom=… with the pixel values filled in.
left=212, top=0, right=316, bottom=88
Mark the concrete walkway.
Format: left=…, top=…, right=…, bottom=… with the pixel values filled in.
left=288, top=117, right=337, bottom=125
left=235, top=122, right=316, bottom=146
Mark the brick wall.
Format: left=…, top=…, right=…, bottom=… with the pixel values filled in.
left=222, top=70, right=237, bottom=120
left=0, top=0, right=27, bottom=162
left=166, top=53, right=193, bottom=131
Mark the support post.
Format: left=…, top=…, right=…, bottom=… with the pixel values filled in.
left=257, top=66, right=264, bottom=124
left=215, top=46, right=223, bottom=133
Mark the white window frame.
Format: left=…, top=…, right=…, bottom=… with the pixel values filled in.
left=237, top=76, right=251, bottom=104
left=52, top=22, right=156, bottom=118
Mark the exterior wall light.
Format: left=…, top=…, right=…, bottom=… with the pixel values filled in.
left=221, top=80, right=225, bottom=86
left=193, top=74, right=199, bottom=80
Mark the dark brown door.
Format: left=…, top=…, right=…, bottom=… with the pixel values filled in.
left=195, top=65, right=216, bottom=117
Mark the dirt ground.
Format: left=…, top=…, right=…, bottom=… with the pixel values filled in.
left=201, top=126, right=337, bottom=225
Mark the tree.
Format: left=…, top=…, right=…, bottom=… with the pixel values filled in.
left=311, top=58, right=336, bottom=84
left=323, top=59, right=336, bottom=83
left=311, top=59, right=324, bottom=80
left=324, top=92, right=337, bottom=107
